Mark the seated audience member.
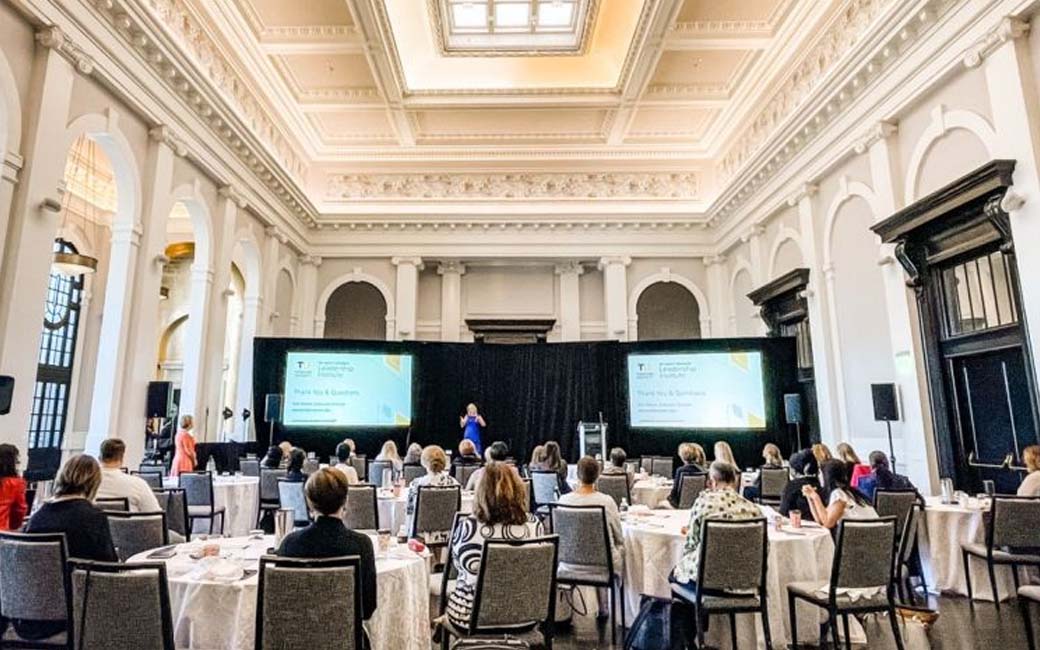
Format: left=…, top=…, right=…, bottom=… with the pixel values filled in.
left=672, top=461, right=760, bottom=585
left=667, top=442, right=708, bottom=508
left=465, top=441, right=510, bottom=491
left=453, top=439, right=483, bottom=467
left=802, top=459, right=878, bottom=529
left=536, top=440, right=571, bottom=496
left=403, top=442, right=423, bottom=466
left=261, top=445, right=282, bottom=469
left=559, top=456, right=624, bottom=617
left=96, top=438, right=162, bottom=513
left=277, top=468, right=377, bottom=624
left=375, top=440, right=404, bottom=477
left=27, top=454, right=117, bottom=562
left=837, top=442, right=871, bottom=487
left=812, top=443, right=833, bottom=466
left=779, top=449, right=819, bottom=522
left=602, top=447, right=634, bottom=487
left=1018, top=445, right=1040, bottom=497
left=857, top=450, right=916, bottom=503
left=526, top=444, right=546, bottom=476
left=713, top=441, right=737, bottom=467
left=0, top=444, right=27, bottom=531
left=285, top=448, right=308, bottom=482
left=745, top=442, right=785, bottom=501
left=332, top=442, right=360, bottom=485
left=340, top=438, right=358, bottom=459
left=278, top=441, right=293, bottom=468
left=405, top=446, right=459, bottom=538
left=446, top=463, right=543, bottom=629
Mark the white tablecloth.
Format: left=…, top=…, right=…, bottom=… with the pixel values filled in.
left=164, top=476, right=260, bottom=538
left=377, top=490, right=474, bottom=535
left=129, top=535, right=430, bottom=650
left=621, top=509, right=836, bottom=649
left=630, top=478, right=672, bottom=509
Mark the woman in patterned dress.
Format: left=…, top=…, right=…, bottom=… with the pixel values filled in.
left=445, top=462, right=542, bottom=628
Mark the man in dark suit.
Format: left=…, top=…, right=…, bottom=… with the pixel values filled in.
left=276, top=468, right=378, bottom=621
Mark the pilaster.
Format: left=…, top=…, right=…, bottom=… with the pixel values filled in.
left=437, top=260, right=465, bottom=342
left=554, top=261, right=584, bottom=342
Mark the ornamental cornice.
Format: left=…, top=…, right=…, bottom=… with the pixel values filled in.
left=148, top=125, right=188, bottom=157
left=851, top=121, right=898, bottom=155
left=325, top=172, right=699, bottom=201
left=311, top=219, right=707, bottom=233
left=962, top=16, right=1030, bottom=68
left=36, top=26, right=95, bottom=75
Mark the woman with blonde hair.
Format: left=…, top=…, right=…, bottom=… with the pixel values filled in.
left=445, top=463, right=542, bottom=629
left=745, top=443, right=785, bottom=501
left=27, top=455, right=117, bottom=562
left=667, top=442, right=708, bottom=508
left=713, top=441, right=737, bottom=467
left=170, top=414, right=197, bottom=477
left=836, top=442, right=871, bottom=487
left=812, top=443, right=833, bottom=465
left=375, top=440, right=403, bottom=475
left=1017, top=445, right=1040, bottom=496
left=404, top=445, right=459, bottom=538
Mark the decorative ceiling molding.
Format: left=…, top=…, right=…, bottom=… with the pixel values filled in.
left=961, top=16, right=1029, bottom=68
left=308, top=218, right=710, bottom=235
left=325, top=171, right=699, bottom=201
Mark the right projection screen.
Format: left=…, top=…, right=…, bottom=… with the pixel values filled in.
left=627, top=351, right=767, bottom=429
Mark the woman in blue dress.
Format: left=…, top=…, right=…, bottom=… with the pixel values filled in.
left=459, top=403, right=486, bottom=456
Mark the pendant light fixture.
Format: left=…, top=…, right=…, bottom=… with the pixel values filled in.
left=52, top=136, right=100, bottom=276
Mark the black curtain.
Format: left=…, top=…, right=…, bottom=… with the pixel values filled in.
left=252, top=337, right=801, bottom=468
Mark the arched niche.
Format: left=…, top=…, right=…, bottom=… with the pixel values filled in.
left=274, top=268, right=295, bottom=336
left=634, top=282, right=702, bottom=340
left=324, top=282, right=388, bottom=341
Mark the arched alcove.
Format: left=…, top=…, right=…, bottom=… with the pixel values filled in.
left=324, top=282, right=388, bottom=340
left=635, top=282, right=701, bottom=340
left=731, top=269, right=757, bottom=336
left=274, top=268, right=295, bottom=336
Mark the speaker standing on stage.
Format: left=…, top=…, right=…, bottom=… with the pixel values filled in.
left=459, top=403, right=486, bottom=456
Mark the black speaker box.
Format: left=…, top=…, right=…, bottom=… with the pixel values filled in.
left=783, top=393, right=802, bottom=425
left=264, top=394, right=282, bottom=423
left=146, top=381, right=172, bottom=419
left=0, top=376, right=13, bottom=415
left=871, top=383, right=899, bottom=421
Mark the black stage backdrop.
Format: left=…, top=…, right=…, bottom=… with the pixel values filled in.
left=252, top=336, right=805, bottom=468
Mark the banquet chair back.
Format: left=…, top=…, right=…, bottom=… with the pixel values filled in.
left=239, top=458, right=260, bottom=477
left=107, top=511, right=169, bottom=562
left=0, top=531, right=71, bottom=646
left=410, top=485, right=461, bottom=544
left=259, top=468, right=287, bottom=503
left=343, top=484, right=378, bottom=531
left=453, top=463, right=480, bottom=487
left=349, top=455, right=367, bottom=482
left=95, top=496, right=130, bottom=512
left=530, top=470, right=559, bottom=508
left=277, top=479, right=310, bottom=526
left=369, top=460, right=393, bottom=486
left=596, top=473, right=631, bottom=507
left=624, top=460, right=640, bottom=475
left=678, top=473, right=707, bottom=509
left=131, top=470, right=165, bottom=489
left=68, top=560, right=174, bottom=650
left=834, top=517, right=898, bottom=591
left=180, top=471, right=225, bottom=535
left=990, top=495, right=1040, bottom=548
left=651, top=456, right=673, bottom=478
left=521, top=478, right=532, bottom=513
left=154, top=488, right=190, bottom=542
left=256, top=555, right=362, bottom=650
left=759, top=467, right=790, bottom=505
left=895, top=503, right=924, bottom=602
left=139, top=459, right=167, bottom=475
left=639, top=457, right=653, bottom=474
left=302, top=458, right=320, bottom=476
left=402, top=464, right=426, bottom=486
left=874, top=489, right=919, bottom=545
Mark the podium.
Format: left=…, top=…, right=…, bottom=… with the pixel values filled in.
left=577, top=419, right=608, bottom=459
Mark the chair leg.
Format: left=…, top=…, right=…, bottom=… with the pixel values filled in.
left=610, top=582, right=617, bottom=646
left=828, top=609, right=841, bottom=650
left=841, top=613, right=851, bottom=650
left=962, top=550, right=975, bottom=605
left=728, top=612, right=737, bottom=650
left=760, top=603, right=772, bottom=650
left=1011, top=564, right=1021, bottom=593
left=888, top=606, right=905, bottom=650
left=219, top=511, right=225, bottom=535
left=619, top=578, right=627, bottom=640
left=788, top=592, right=799, bottom=650
left=694, top=603, right=705, bottom=650
left=987, top=559, right=1001, bottom=609
left=1022, top=598, right=1036, bottom=650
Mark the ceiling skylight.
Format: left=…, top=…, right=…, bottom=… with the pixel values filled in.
left=435, top=0, right=597, bottom=55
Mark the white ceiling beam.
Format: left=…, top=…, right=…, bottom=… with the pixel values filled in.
left=663, top=35, right=774, bottom=50
left=258, top=39, right=367, bottom=56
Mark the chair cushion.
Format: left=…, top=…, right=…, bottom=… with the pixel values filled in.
left=787, top=581, right=890, bottom=608
left=441, top=615, right=540, bottom=639
left=671, top=582, right=760, bottom=610
left=556, top=564, right=611, bottom=585
left=1020, top=585, right=1040, bottom=602
left=962, top=543, right=1040, bottom=564
left=187, top=505, right=226, bottom=517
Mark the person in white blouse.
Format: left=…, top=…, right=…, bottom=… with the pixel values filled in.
left=332, top=441, right=359, bottom=485
left=801, top=459, right=878, bottom=529
left=1018, top=445, right=1040, bottom=496
left=96, top=438, right=161, bottom=513
left=404, top=445, right=459, bottom=539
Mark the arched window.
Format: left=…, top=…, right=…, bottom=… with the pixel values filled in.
left=28, top=239, right=85, bottom=477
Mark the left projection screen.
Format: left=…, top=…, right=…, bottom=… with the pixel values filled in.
left=282, top=351, right=413, bottom=427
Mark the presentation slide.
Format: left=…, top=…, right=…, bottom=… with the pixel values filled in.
left=282, top=351, right=413, bottom=427
left=628, top=351, right=767, bottom=429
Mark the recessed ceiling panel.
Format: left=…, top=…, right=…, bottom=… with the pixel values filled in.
left=677, top=0, right=783, bottom=23
left=415, top=108, right=607, bottom=141
left=245, top=0, right=354, bottom=28
left=276, top=53, right=378, bottom=91
left=651, top=50, right=753, bottom=87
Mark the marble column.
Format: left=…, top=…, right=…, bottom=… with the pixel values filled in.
left=438, top=260, right=465, bottom=342
left=599, top=256, right=631, bottom=341
left=393, top=257, right=423, bottom=341
left=296, top=255, right=322, bottom=338
left=554, top=261, right=583, bottom=342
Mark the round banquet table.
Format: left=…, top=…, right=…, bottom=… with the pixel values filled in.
left=629, top=478, right=672, bottom=508
left=129, top=534, right=430, bottom=650
left=164, top=475, right=260, bottom=538
left=377, top=489, right=474, bottom=535
left=621, top=509, right=837, bottom=649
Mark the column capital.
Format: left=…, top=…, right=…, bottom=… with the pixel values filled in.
left=264, top=225, right=289, bottom=244
left=852, top=121, right=898, bottom=155
left=963, top=16, right=1030, bottom=68
left=436, top=260, right=466, bottom=276
left=740, top=223, right=766, bottom=243
left=554, top=260, right=585, bottom=276
left=218, top=184, right=248, bottom=209
left=1, top=152, right=24, bottom=185
left=35, top=26, right=94, bottom=75
left=298, top=254, right=322, bottom=267
left=392, top=256, right=424, bottom=269
left=109, top=220, right=143, bottom=246
left=785, top=183, right=818, bottom=207
left=597, top=256, right=631, bottom=270
left=703, top=254, right=727, bottom=268
left=148, top=125, right=188, bottom=157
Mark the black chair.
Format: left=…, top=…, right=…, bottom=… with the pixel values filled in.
left=106, top=510, right=169, bottom=562
left=439, top=536, right=560, bottom=650
left=179, top=471, right=226, bottom=535
left=0, top=531, right=72, bottom=648
left=239, top=458, right=260, bottom=478
left=94, top=497, right=130, bottom=512
left=758, top=467, right=790, bottom=506
left=787, top=517, right=904, bottom=650
left=650, top=456, right=674, bottom=478
left=530, top=470, right=560, bottom=513
left=402, top=463, right=426, bottom=486
left=677, top=473, right=707, bottom=509
left=597, top=473, right=632, bottom=508
left=1021, top=585, right=1039, bottom=650
left=343, top=483, right=378, bottom=531
left=894, top=502, right=924, bottom=604
left=453, top=463, right=481, bottom=488
left=257, top=468, right=287, bottom=527
left=410, top=485, right=461, bottom=551
left=67, top=560, right=174, bottom=649
left=961, top=495, right=1040, bottom=607
left=131, top=470, right=165, bottom=489
left=255, top=555, right=363, bottom=650
left=349, top=455, right=367, bottom=482
left=671, top=518, right=771, bottom=650
left=302, top=458, right=320, bottom=475
left=154, top=487, right=190, bottom=542
left=549, top=504, right=625, bottom=645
